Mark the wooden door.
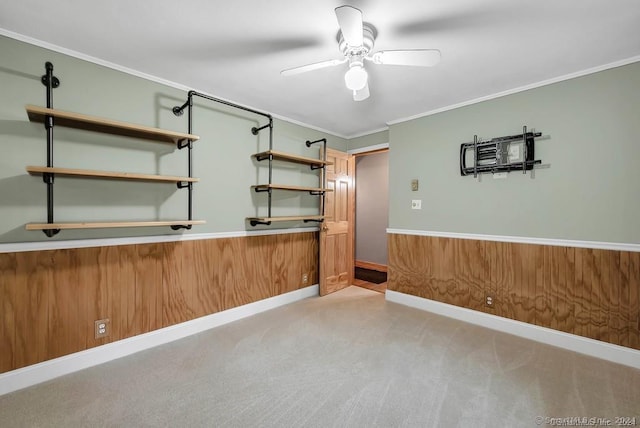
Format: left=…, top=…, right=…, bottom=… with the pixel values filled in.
left=320, top=148, right=354, bottom=296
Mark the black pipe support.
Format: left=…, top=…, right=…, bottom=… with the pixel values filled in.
left=305, top=138, right=326, bottom=147
left=171, top=224, right=193, bottom=230
left=41, top=62, right=60, bottom=89
left=42, top=61, right=59, bottom=232
left=174, top=90, right=273, bottom=120
left=43, top=228, right=61, bottom=237
left=251, top=123, right=271, bottom=135
left=177, top=139, right=191, bottom=150
left=172, top=105, right=186, bottom=116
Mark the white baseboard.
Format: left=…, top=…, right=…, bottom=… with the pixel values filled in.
left=0, top=285, right=319, bottom=396
left=385, top=290, right=640, bottom=370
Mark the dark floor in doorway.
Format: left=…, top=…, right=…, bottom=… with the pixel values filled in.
left=355, top=267, right=387, bottom=284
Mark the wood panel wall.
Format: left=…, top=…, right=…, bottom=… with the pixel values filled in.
left=388, top=234, right=640, bottom=351
left=0, top=232, right=318, bottom=374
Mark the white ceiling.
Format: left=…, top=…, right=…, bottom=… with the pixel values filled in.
left=1, top=0, right=639, bottom=138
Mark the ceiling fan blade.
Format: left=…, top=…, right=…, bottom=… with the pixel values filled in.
left=370, top=49, right=441, bottom=67
left=353, top=83, right=370, bottom=102
left=335, top=5, right=364, bottom=47
left=281, top=59, right=346, bottom=76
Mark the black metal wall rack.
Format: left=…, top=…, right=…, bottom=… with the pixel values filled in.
left=247, top=137, right=331, bottom=227
left=173, top=89, right=276, bottom=230
left=460, top=126, right=544, bottom=177
left=173, top=91, right=331, bottom=227
left=26, top=62, right=204, bottom=237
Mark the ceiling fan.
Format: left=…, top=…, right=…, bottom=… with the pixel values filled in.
left=281, top=5, right=441, bottom=101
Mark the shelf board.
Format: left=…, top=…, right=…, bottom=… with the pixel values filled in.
left=26, top=105, right=200, bottom=145
left=253, top=150, right=333, bottom=167
left=26, top=220, right=206, bottom=231
left=252, top=184, right=332, bottom=193
left=26, top=166, right=199, bottom=184
left=246, top=215, right=324, bottom=224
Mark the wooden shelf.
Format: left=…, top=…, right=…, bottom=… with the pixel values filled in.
left=253, top=150, right=333, bottom=167
left=26, top=220, right=206, bottom=231
left=246, top=215, right=324, bottom=224
left=251, top=184, right=332, bottom=193
left=26, top=105, right=200, bottom=145
left=26, top=166, right=199, bottom=184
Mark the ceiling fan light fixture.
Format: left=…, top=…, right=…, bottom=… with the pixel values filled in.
left=344, top=64, right=368, bottom=91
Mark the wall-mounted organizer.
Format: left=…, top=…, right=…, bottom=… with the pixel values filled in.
left=460, top=126, right=544, bottom=177
left=26, top=62, right=204, bottom=237
left=247, top=137, right=332, bottom=227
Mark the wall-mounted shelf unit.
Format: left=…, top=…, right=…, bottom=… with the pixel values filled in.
left=247, top=138, right=332, bottom=227
left=26, top=220, right=206, bottom=231
left=26, top=105, right=196, bottom=146
left=26, top=166, right=199, bottom=185
left=460, top=126, right=544, bottom=177
left=245, top=215, right=325, bottom=225
left=251, top=184, right=329, bottom=195
left=26, top=62, right=204, bottom=237
left=252, top=150, right=332, bottom=169
left=170, top=90, right=332, bottom=228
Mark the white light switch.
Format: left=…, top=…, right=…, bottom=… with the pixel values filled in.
left=411, top=200, right=422, bottom=210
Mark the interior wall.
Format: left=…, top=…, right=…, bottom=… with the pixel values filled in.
left=389, top=61, right=640, bottom=244
left=355, top=151, right=388, bottom=266
left=388, top=234, right=639, bottom=351
left=387, top=61, right=640, bottom=351
left=347, top=129, right=389, bottom=151
left=0, top=34, right=348, bottom=243
left=0, top=34, right=333, bottom=375
left=0, top=232, right=318, bottom=374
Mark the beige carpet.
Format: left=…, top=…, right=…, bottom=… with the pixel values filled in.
left=1, top=286, right=639, bottom=427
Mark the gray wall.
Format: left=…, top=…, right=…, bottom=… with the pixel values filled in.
left=4, top=34, right=637, bottom=245
left=355, top=151, right=388, bottom=265
left=348, top=130, right=388, bottom=151
left=389, top=62, right=640, bottom=244
left=0, top=35, right=347, bottom=243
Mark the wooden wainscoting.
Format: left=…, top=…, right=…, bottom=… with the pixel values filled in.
left=388, top=234, right=640, bottom=351
left=355, top=260, right=387, bottom=272
left=0, top=232, right=318, bottom=374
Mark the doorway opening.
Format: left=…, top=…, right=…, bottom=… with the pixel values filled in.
left=352, top=147, right=389, bottom=294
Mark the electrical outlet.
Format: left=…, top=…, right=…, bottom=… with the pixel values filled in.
left=302, top=273, right=309, bottom=285
left=411, top=179, right=419, bottom=191
left=95, top=319, right=109, bottom=339
left=411, top=200, right=422, bottom=210
left=485, top=293, right=494, bottom=307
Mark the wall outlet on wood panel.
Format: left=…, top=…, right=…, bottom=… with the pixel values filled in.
left=95, top=319, right=110, bottom=339
left=302, top=273, right=309, bottom=285
left=485, top=293, right=494, bottom=307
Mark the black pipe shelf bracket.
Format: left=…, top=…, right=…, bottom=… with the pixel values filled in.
left=460, top=126, right=546, bottom=177
left=26, top=62, right=204, bottom=236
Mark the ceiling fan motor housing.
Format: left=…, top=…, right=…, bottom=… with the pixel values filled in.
left=339, top=24, right=375, bottom=58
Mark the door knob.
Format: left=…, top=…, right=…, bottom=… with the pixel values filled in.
left=322, top=225, right=329, bottom=232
